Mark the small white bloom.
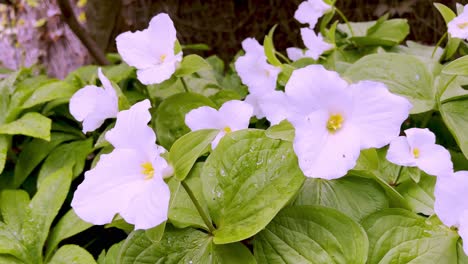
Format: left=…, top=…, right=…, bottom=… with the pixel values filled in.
left=386, top=128, right=453, bottom=177
left=448, top=5, right=468, bottom=40
left=264, top=65, right=411, bottom=179
left=286, top=47, right=307, bottom=61
left=69, top=68, right=118, bottom=133
left=300, top=28, right=333, bottom=60
left=116, top=13, right=182, bottom=85
left=185, top=100, right=253, bottom=149
left=434, top=171, right=468, bottom=254
left=294, top=0, right=332, bottom=28
left=72, top=100, right=172, bottom=230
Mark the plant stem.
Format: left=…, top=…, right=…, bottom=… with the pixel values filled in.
left=275, top=51, right=291, bottom=64
left=334, top=7, right=354, bottom=37
left=432, top=32, right=447, bottom=59
left=180, top=77, right=189, bottom=92
left=181, top=181, right=215, bottom=233
left=393, top=166, right=404, bottom=186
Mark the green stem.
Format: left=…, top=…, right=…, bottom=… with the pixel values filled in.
left=334, top=7, right=354, bottom=37
left=432, top=32, right=447, bottom=59
left=393, top=166, right=404, bottom=186
left=275, top=51, right=291, bottom=64
left=180, top=77, right=189, bottom=92
left=181, top=181, right=215, bottom=233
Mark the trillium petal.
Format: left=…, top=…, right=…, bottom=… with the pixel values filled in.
left=301, top=29, right=333, bottom=60
left=405, top=128, right=435, bottom=148
left=106, top=100, right=157, bottom=154
left=350, top=81, right=411, bottom=149
left=386, top=136, right=417, bottom=167
left=218, top=100, right=253, bottom=130
left=448, top=6, right=468, bottom=40
left=71, top=149, right=146, bottom=225
left=292, top=111, right=361, bottom=179
left=416, top=144, right=453, bottom=176
left=294, top=0, right=331, bottom=27
left=136, top=58, right=178, bottom=85
left=458, top=210, right=468, bottom=255
left=211, top=131, right=226, bottom=149
left=147, top=13, right=177, bottom=54
left=241, top=38, right=264, bottom=55
left=69, top=85, right=100, bottom=122
left=286, top=47, right=306, bottom=61
left=185, top=106, right=221, bottom=131
left=244, top=93, right=266, bottom=119
left=259, top=91, right=294, bottom=125
left=116, top=30, right=156, bottom=69
left=235, top=48, right=279, bottom=93
left=120, top=177, right=170, bottom=230
left=434, top=171, right=468, bottom=227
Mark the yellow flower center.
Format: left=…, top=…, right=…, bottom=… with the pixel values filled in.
left=223, top=126, right=232, bottom=133
left=326, top=114, right=344, bottom=133
left=141, top=162, right=154, bottom=180
left=412, top=148, right=420, bottom=159
left=159, top=54, right=167, bottom=63
left=458, top=22, right=468, bottom=29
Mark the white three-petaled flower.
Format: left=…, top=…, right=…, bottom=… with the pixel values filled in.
left=72, top=100, right=172, bottom=230
left=262, top=65, right=412, bottom=179
left=69, top=68, right=118, bottom=133
left=434, top=171, right=468, bottom=254
left=294, top=0, right=332, bottom=28
left=448, top=5, right=468, bottom=40
left=286, top=28, right=333, bottom=61
left=235, top=38, right=281, bottom=118
left=116, top=13, right=182, bottom=85
left=185, top=100, right=253, bottom=149
left=386, top=128, right=453, bottom=177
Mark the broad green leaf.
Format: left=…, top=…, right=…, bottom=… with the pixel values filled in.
left=45, top=210, right=93, bottom=260
left=294, top=177, right=389, bottom=222
left=169, top=129, right=218, bottom=181
left=0, top=255, right=23, bottom=264
left=344, top=53, right=435, bottom=113
left=434, top=3, right=457, bottom=24
left=48, top=245, right=96, bottom=264
left=443, top=55, right=468, bottom=76
left=8, top=132, right=77, bottom=189
left=0, top=190, right=30, bottom=232
left=362, top=209, right=460, bottom=264
left=97, top=241, right=124, bottom=264
left=118, top=227, right=255, bottom=264
left=21, top=81, right=76, bottom=109
left=0, top=135, right=9, bottom=174
left=440, top=98, right=468, bottom=158
left=145, top=221, right=166, bottom=243
left=37, top=138, right=93, bottom=185
left=202, top=129, right=305, bottom=244
left=174, top=54, right=213, bottom=77
left=168, top=163, right=209, bottom=230
left=254, top=206, right=368, bottom=264
left=394, top=41, right=443, bottom=75
left=337, top=21, right=377, bottom=37
left=350, top=19, right=409, bottom=47
left=265, top=120, right=294, bottom=142
left=22, top=167, right=72, bottom=262
left=209, top=90, right=242, bottom=107
left=264, top=25, right=282, bottom=67
left=396, top=172, right=436, bottom=215
left=0, top=222, right=27, bottom=260
left=103, top=63, right=135, bottom=84
left=64, top=65, right=98, bottom=89
left=182, top=43, right=211, bottom=51
left=154, top=92, right=216, bottom=149
left=0, top=112, right=51, bottom=140
left=353, top=149, right=379, bottom=172
left=147, top=76, right=185, bottom=100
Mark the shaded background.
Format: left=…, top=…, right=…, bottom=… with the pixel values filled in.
left=0, top=0, right=467, bottom=78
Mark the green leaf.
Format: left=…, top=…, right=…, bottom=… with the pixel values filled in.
left=350, top=19, right=409, bottom=47
left=37, top=138, right=93, bottom=185
left=294, top=177, right=389, bottom=222
left=154, top=92, right=216, bottom=149
left=22, top=167, right=72, bottom=262
left=169, top=129, right=218, bottom=181
left=145, top=221, right=166, bottom=243
left=182, top=43, right=211, bottom=51
left=440, top=98, right=468, bottom=158
left=263, top=25, right=282, bottom=67
left=362, top=209, right=460, bottom=264
left=103, top=63, right=135, bottom=84
left=443, top=55, right=468, bottom=76
left=0, top=112, right=51, bottom=140
left=45, top=210, right=93, bottom=260
left=21, top=81, right=76, bottom=109
left=265, top=120, right=294, bottom=141
left=344, top=53, right=435, bottom=113
left=8, top=132, right=77, bottom=189
left=48, top=245, right=96, bottom=264
left=174, top=55, right=213, bottom=77
left=118, top=227, right=255, bottom=264
left=202, top=129, right=305, bottom=244
left=434, top=3, right=457, bottom=24
left=97, top=241, right=124, bottom=264
left=254, top=205, right=368, bottom=264
left=209, top=90, right=242, bottom=107
left=168, top=163, right=210, bottom=230
left=0, top=190, right=30, bottom=232
left=396, top=172, right=436, bottom=215
left=0, top=135, right=9, bottom=175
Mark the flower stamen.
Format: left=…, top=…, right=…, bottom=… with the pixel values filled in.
left=159, top=54, right=167, bottom=63
left=412, top=148, right=420, bottom=159
left=458, top=22, right=468, bottom=29
left=141, top=162, right=155, bottom=180
left=223, top=126, right=232, bottom=133
left=326, top=114, right=344, bottom=133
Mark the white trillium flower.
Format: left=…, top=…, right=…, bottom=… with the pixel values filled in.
left=434, top=171, right=468, bottom=254
left=294, top=0, right=332, bottom=28
left=185, top=100, right=253, bottom=149
left=72, top=100, right=172, bottom=230
left=448, top=5, right=468, bottom=40
left=116, top=13, right=182, bottom=85
left=263, top=65, right=411, bottom=179
left=69, top=68, right=118, bottom=133
left=300, top=28, right=334, bottom=60
left=286, top=47, right=307, bottom=61
left=386, top=128, right=453, bottom=177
